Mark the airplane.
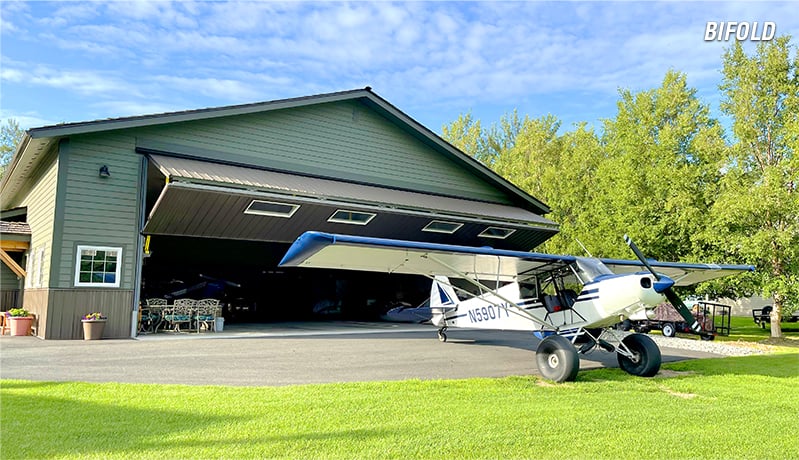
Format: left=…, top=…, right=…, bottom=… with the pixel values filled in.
left=279, top=231, right=754, bottom=382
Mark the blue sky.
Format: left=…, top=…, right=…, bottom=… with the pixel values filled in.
left=1, top=1, right=797, bottom=135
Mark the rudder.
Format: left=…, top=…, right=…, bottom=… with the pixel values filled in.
left=430, top=276, right=458, bottom=326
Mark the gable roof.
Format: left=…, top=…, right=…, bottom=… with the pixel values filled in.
left=1, top=87, right=551, bottom=215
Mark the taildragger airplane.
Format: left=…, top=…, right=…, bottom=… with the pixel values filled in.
left=279, top=232, right=754, bottom=382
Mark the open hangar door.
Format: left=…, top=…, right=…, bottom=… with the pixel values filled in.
left=140, top=235, right=430, bottom=324
left=139, top=154, right=558, bottom=325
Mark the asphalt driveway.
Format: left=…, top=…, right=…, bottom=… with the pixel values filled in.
left=0, top=322, right=720, bottom=386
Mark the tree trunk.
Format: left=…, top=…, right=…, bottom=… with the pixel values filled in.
left=770, top=294, right=783, bottom=338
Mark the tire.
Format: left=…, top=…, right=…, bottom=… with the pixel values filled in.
left=617, top=333, right=661, bottom=377
left=662, top=322, right=676, bottom=338
left=700, top=333, right=715, bottom=341
left=536, top=335, right=579, bottom=383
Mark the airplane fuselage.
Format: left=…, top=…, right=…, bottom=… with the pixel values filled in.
left=432, top=272, right=665, bottom=334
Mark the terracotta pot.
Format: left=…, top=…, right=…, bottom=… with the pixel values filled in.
left=82, top=319, right=107, bottom=340
left=10, top=316, right=33, bottom=336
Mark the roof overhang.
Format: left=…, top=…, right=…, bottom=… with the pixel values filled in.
left=144, top=155, right=558, bottom=250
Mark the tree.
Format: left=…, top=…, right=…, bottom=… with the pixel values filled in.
left=1, top=118, right=24, bottom=179
left=442, top=109, right=528, bottom=168
left=441, top=112, right=488, bottom=163
left=591, top=71, right=727, bottom=261
left=707, top=36, right=799, bottom=338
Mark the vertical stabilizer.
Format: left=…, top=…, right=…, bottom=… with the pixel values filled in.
left=430, top=276, right=458, bottom=326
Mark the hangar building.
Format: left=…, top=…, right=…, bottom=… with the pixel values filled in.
left=0, top=88, right=558, bottom=339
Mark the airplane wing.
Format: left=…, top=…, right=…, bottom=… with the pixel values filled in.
left=279, top=231, right=575, bottom=281
left=599, top=258, right=754, bottom=286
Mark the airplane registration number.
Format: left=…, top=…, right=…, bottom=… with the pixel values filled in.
left=467, top=304, right=510, bottom=323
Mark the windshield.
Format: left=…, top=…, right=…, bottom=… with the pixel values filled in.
left=574, top=257, right=614, bottom=283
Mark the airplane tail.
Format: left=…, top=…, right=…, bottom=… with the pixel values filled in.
left=430, top=276, right=458, bottom=326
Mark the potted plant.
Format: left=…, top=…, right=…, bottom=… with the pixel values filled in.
left=81, top=312, right=107, bottom=340
left=8, top=308, right=33, bottom=336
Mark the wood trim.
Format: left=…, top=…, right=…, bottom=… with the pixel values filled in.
left=0, top=249, right=26, bottom=278
left=0, top=240, right=29, bottom=251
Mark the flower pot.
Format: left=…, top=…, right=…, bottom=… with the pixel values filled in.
left=10, top=316, right=33, bottom=336
left=82, top=319, right=107, bottom=340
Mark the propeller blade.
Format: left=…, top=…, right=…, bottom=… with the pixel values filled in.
left=623, top=234, right=660, bottom=280
left=663, top=289, right=703, bottom=333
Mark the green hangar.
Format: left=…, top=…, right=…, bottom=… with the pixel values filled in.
left=0, top=88, right=558, bottom=339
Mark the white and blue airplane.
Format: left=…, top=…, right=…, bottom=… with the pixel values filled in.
left=279, top=231, right=754, bottom=382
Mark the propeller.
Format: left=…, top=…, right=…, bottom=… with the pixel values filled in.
left=624, top=235, right=702, bottom=333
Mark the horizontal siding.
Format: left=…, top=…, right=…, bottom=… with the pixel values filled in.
left=55, top=134, right=141, bottom=289
left=20, top=151, right=59, bottom=288
left=1, top=263, right=22, bottom=292
left=136, top=100, right=510, bottom=203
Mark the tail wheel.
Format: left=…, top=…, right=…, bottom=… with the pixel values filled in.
left=617, top=333, right=661, bottom=377
left=536, top=335, right=579, bottom=383
left=662, top=322, right=676, bottom=337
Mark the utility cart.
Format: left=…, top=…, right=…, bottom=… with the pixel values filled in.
left=631, top=301, right=731, bottom=341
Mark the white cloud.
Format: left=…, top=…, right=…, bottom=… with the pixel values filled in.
left=1, top=0, right=797, bottom=132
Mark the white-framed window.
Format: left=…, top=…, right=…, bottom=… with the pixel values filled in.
left=74, top=245, right=122, bottom=288
left=422, top=220, right=463, bottom=234
left=478, top=227, right=516, bottom=240
left=327, top=209, right=376, bottom=225
left=243, top=200, right=300, bottom=218
left=25, top=245, right=45, bottom=288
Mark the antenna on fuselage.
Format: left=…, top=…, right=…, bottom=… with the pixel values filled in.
left=575, top=238, right=593, bottom=258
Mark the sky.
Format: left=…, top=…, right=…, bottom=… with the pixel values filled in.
left=1, top=1, right=797, bottom=136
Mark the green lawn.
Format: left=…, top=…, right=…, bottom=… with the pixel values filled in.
left=2, top=351, right=798, bottom=459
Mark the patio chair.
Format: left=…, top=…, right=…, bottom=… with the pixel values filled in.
left=0, top=312, right=10, bottom=335
left=195, top=299, right=220, bottom=332
left=143, top=298, right=168, bottom=332
left=163, top=298, right=195, bottom=332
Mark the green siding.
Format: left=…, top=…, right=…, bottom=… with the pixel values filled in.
left=19, top=149, right=59, bottom=288
left=54, top=134, right=142, bottom=289
left=135, top=100, right=510, bottom=204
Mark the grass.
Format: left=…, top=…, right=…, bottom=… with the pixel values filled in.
left=2, top=350, right=798, bottom=460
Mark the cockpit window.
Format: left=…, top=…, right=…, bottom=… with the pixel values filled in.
left=574, top=257, right=614, bottom=283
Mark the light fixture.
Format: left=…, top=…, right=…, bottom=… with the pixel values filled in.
left=99, top=165, right=110, bottom=178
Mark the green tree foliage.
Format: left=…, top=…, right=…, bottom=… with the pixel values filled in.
left=0, top=118, right=24, bottom=179
left=442, top=41, right=796, bottom=339
left=594, top=70, right=727, bottom=261
left=704, top=37, right=799, bottom=337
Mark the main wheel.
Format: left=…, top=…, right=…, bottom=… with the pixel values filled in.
left=662, top=322, right=676, bottom=338
left=617, top=333, right=661, bottom=377
left=536, top=335, right=579, bottom=383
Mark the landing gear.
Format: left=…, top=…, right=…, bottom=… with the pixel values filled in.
left=437, top=327, right=447, bottom=342
left=536, top=335, right=579, bottom=383
left=617, top=333, right=661, bottom=377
